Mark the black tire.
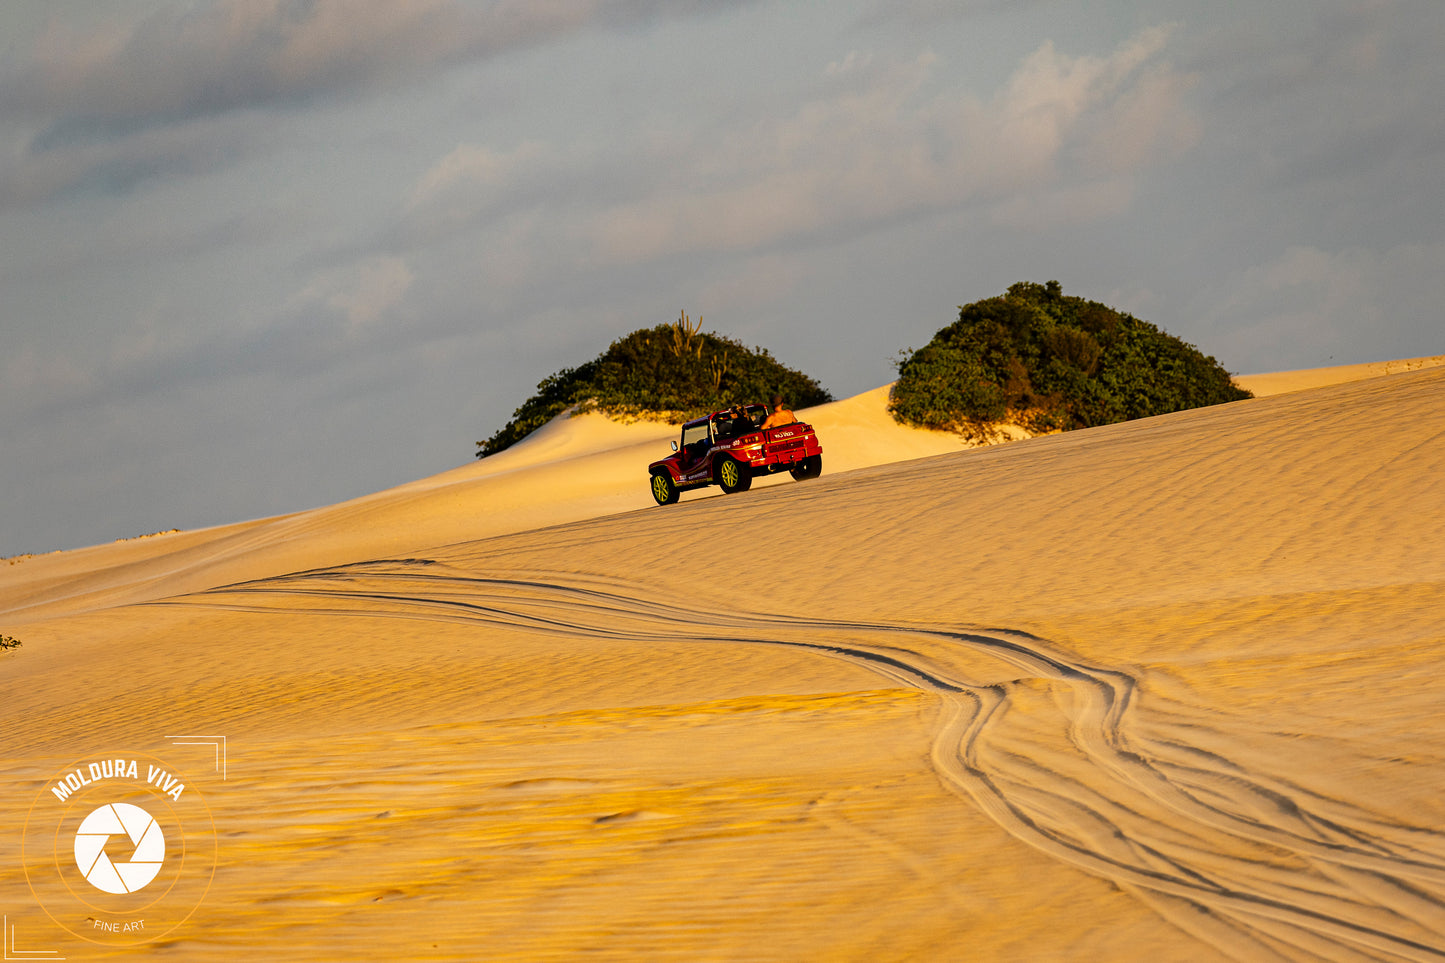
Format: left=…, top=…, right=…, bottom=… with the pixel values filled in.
left=650, top=471, right=679, bottom=505
left=789, top=454, right=822, bottom=481
left=715, top=455, right=752, bottom=494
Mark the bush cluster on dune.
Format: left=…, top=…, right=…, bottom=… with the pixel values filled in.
left=479, top=285, right=1250, bottom=456
left=477, top=312, right=833, bottom=457
left=889, top=281, right=1251, bottom=442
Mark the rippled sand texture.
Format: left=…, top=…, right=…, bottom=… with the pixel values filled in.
left=3, top=363, right=1444, bottom=960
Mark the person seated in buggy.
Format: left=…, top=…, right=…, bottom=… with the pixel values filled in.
left=717, top=406, right=756, bottom=439
left=761, top=394, right=797, bottom=429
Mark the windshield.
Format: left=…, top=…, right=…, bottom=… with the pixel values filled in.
left=681, top=423, right=711, bottom=449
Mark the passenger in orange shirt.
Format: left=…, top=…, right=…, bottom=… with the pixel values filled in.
left=761, top=394, right=798, bottom=429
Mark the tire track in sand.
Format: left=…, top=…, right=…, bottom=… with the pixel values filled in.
left=164, top=561, right=1445, bottom=960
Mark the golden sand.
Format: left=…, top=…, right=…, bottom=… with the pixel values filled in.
left=3, top=359, right=1443, bottom=960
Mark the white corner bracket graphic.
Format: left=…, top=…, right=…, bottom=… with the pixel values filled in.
left=3, top=915, right=64, bottom=961
left=164, top=735, right=227, bottom=780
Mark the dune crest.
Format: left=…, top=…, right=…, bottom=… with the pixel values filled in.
left=1235, top=353, right=1445, bottom=396
left=4, top=362, right=1444, bottom=959
left=0, top=384, right=967, bottom=624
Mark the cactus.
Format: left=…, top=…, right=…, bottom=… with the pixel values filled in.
left=709, top=349, right=731, bottom=391
left=670, top=309, right=702, bottom=357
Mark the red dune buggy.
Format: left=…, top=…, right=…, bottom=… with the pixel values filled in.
left=647, top=403, right=823, bottom=506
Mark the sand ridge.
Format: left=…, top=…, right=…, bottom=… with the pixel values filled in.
left=1233, top=354, right=1445, bottom=398
left=5, top=354, right=1433, bottom=626
left=3, top=360, right=1444, bottom=959
left=0, top=382, right=964, bottom=625
left=153, top=564, right=1445, bottom=956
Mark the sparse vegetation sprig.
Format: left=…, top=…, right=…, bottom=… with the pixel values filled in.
left=0, top=635, right=21, bottom=651
left=118, top=528, right=180, bottom=542
left=889, top=281, right=1251, bottom=441
left=477, top=311, right=832, bottom=456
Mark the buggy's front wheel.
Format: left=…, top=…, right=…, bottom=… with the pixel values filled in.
left=650, top=471, right=679, bottom=505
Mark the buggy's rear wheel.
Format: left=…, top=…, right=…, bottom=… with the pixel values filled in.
left=716, top=456, right=752, bottom=494
left=789, top=454, right=822, bottom=481
left=650, top=471, right=679, bottom=505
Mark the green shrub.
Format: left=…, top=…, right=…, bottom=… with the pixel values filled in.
left=890, top=281, right=1250, bottom=438
left=478, top=312, right=832, bottom=456
left=0, top=635, right=21, bottom=651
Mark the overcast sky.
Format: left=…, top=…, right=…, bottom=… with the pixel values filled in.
left=2, top=0, right=1442, bottom=555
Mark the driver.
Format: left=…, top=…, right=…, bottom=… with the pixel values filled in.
left=721, top=406, right=754, bottom=438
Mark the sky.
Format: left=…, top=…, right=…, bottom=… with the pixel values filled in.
left=2, top=0, right=1442, bottom=555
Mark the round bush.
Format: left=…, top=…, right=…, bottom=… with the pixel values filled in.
left=478, top=314, right=832, bottom=457
left=890, top=281, right=1251, bottom=440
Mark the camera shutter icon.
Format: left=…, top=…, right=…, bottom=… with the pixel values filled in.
left=74, top=803, right=165, bottom=894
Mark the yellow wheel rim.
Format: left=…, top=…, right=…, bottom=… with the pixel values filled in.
left=721, top=461, right=739, bottom=487
left=652, top=475, right=670, bottom=501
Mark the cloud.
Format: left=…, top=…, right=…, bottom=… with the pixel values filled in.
left=405, top=140, right=553, bottom=231
left=856, top=0, right=1048, bottom=28
left=825, top=50, right=874, bottom=78
left=1, top=347, right=94, bottom=402
left=0, top=110, right=263, bottom=208
left=0, top=0, right=750, bottom=207
left=2, top=250, right=424, bottom=439
left=1079, top=57, right=1199, bottom=175
left=9, top=1, right=471, bottom=128
left=293, top=256, right=416, bottom=329
left=573, top=27, right=1191, bottom=264
left=1201, top=242, right=1445, bottom=367
left=385, top=25, right=1196, bottom=311
left=1183, top=3, right=1445, bottom=190
left=5, top=0, right=745, bottom=130
left=696, top=255, right=806, bottom=316
left=987, top=178, right=1134, bottom=231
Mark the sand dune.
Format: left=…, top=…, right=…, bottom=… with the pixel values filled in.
left=1234, top=354, right=1445, bottom=398
left=3, top=361, right=1444, bottom=960
left=0, top=383, right=962, bottom=625
left=5, top=355, right=1432, bottom=625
